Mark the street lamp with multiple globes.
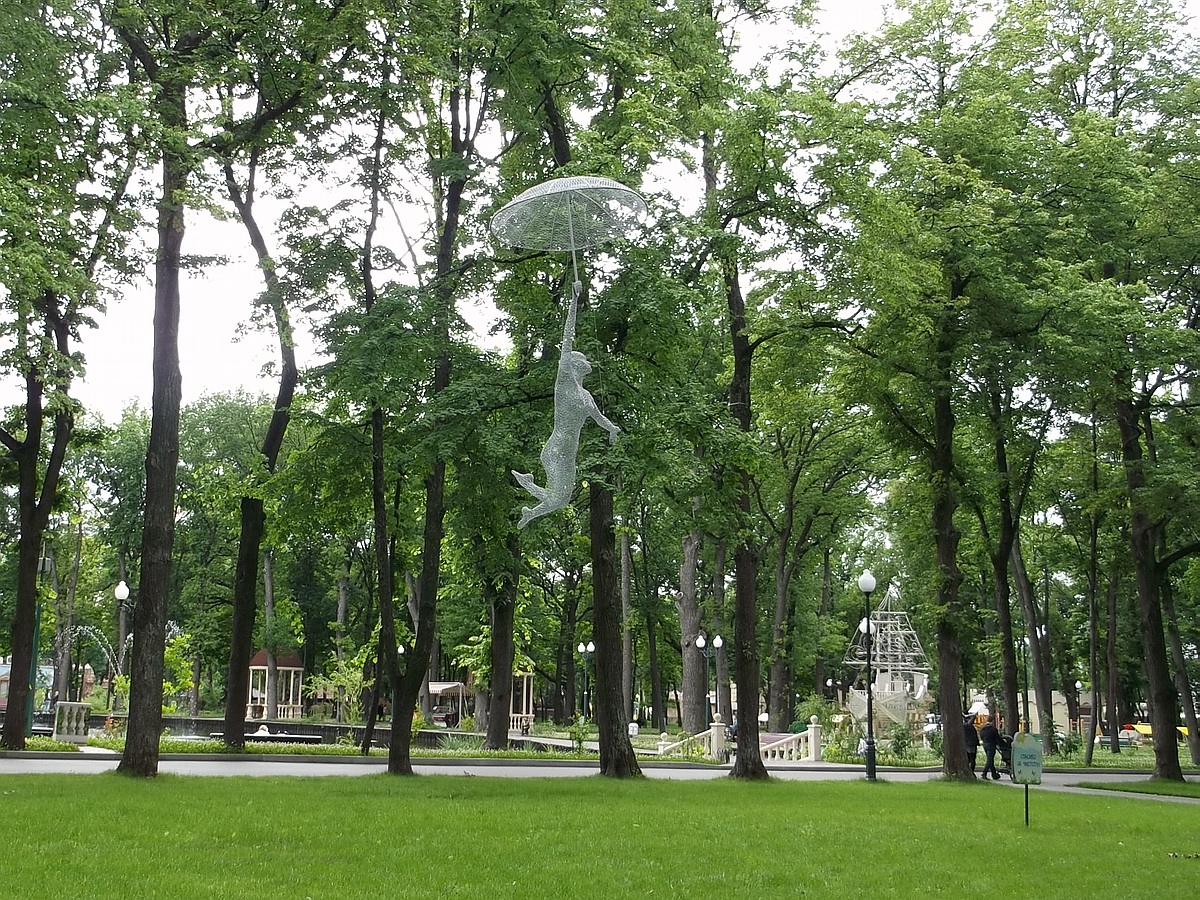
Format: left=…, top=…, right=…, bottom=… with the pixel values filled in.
left=577, top=641, right=595, bottom=718
left=696, top=633, right=722, bottom=726
left=858, top=569, right=877, bottom=781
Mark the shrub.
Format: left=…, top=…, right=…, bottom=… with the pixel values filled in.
left=457, top=715, right=476, bottom=733
left=567, top=715, right=588, bottom=753
left=25, top=736, right=80, bottom=753
left=888, top=722, right=915, bottom=759
left=440, top=734, right=485, bottom=753
left=793, top=696, right=839, bottom=732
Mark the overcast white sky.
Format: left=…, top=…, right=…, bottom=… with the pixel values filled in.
left=71, top=0, right=1193, bottom=422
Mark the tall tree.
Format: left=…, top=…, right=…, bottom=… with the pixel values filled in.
left=113, top=0, right=341, bottom=774
left=0, top=0, right=135, bottom=749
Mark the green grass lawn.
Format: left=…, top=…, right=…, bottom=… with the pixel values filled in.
left=1, top=774, right=1196, bottom=898
left=1074, top=779, right=1200, bottom=799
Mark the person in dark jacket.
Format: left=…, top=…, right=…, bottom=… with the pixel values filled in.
left=963, top=716, right=979, bottom=773
left=980, top=715, right=1003, bottom=780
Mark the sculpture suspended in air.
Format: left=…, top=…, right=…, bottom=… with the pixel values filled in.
left=490, top=175, right=647, bottom=527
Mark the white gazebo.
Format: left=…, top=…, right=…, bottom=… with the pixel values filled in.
left=247, top=650, right=304, bottom=720
left=509, top=672, right=535, bottom=733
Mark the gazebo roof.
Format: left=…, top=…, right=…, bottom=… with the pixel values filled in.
left=249, top=650, right=304, bottom=670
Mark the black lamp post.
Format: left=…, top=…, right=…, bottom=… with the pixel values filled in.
left=696, top=633, right=722, bottom=726
left=859, top=569, right=877, bottom=781
left=577, top=641, right=594, bottom=718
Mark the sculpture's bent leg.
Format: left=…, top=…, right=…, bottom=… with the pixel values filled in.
left=512, top=470, right=547, bottom=501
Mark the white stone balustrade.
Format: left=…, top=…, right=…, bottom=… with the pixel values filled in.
left=759, top=716, right=823, bottom=763
left=52, top=702, right=91, bottom=744
left=656, top=714, right=727, bottom=761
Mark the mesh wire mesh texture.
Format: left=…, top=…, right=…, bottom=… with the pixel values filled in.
left=490, top=175, right=647, bottom=251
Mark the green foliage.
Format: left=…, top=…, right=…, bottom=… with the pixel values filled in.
left=23, top=736, right=80, bottom=753
left=305, top=646, right=371, bottom=723
left=162, top=632, right=194, bottom=714
left=257, top=603, right=303, bottom=656
left=888, top=722, right=915, bottom=759
left=929, top=727, right=944, bottom=757
left=439, top=733, right=484, bottom=753
left=793, top=696, right=839, bottom=732
left=567, top=715, right=589, bottom=753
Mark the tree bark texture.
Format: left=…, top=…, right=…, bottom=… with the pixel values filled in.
left=724, top=254, right=768, bottom=781
left=119, top=85, right=185, bottom=775
left=221, top=162, right=299, bottom=744
left=1010, top=539, right=1055, bottom=751
left=621, top=528, right=634, bottom=723
left=931, top=319, right=970, bottom=780
left=1113, top=391, right=1182, bottom=780
left=485, top=536, right=520, bottom=750
left=0, top=292, right=74, bottom=749
left=590, top=482, right=642, bottom=777
left=678, top=528, right=705, bottom=734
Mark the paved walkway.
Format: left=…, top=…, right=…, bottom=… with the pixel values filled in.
left=0, top=750, right=1195, bottom=801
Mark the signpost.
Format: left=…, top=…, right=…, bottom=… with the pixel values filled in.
left=1011, top=732, right=1044, bottom=827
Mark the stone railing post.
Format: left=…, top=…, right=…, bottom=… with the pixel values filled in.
left=711, top=714, right=726, bottom=761
left=808, top=715, right=822, bottom=762
left=658, top=732, right=670, bottom=755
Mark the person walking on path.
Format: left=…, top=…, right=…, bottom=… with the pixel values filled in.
left=963, top=716, right=979, bottom=774
left=980, top=715, right=1003, bottom=780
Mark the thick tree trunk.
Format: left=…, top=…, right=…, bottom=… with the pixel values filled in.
left=263, top=550, right=278, bottom=720
left=485, top=539, right=519, bottom=750
left=1010, top=539, right=1055, bottom=752
left=931, top=320, right=970, bottom=780
left=485, top=591, right=515, bottom=748
left=224, top=497, right=263, bottom=746
left=590, top=482, right=641, bottom=777
left=678, top=528, right=705, bottom=734
left=377, top=409, right=406, bottom=769
left=712, top=540, right=732, bottom=724
left=646, top=605, right=665, bottom=732
left=621, top=528, right=634, bottom=723
left=390, top=432, right=449, bottom=775
left=1143, top=410, right=1200, bottom=765
left=1104, top=561, right=1122, bottom=755
left=1162, top=580, right=1200, bottom=765
left=724, top=253, right=768, bottom=781
left=768, top=545, right=795, bottom=732
left=2, top=528, right=45, bottom=750
left=0, top=294, right=75, bottom=749
left=220, top=150, right=299, bottom=748
left=119, top=89, right=186, bottom=775
left=985, top=389, right=1021, bottom=736
left=1113, top=391, right=1182, bottom=780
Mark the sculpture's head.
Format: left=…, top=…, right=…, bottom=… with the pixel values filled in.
left=568, top=350, right=592, bottom=376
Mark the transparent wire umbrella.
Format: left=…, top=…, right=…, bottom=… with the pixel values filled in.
left=490, top=175, right=647, bottom=527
